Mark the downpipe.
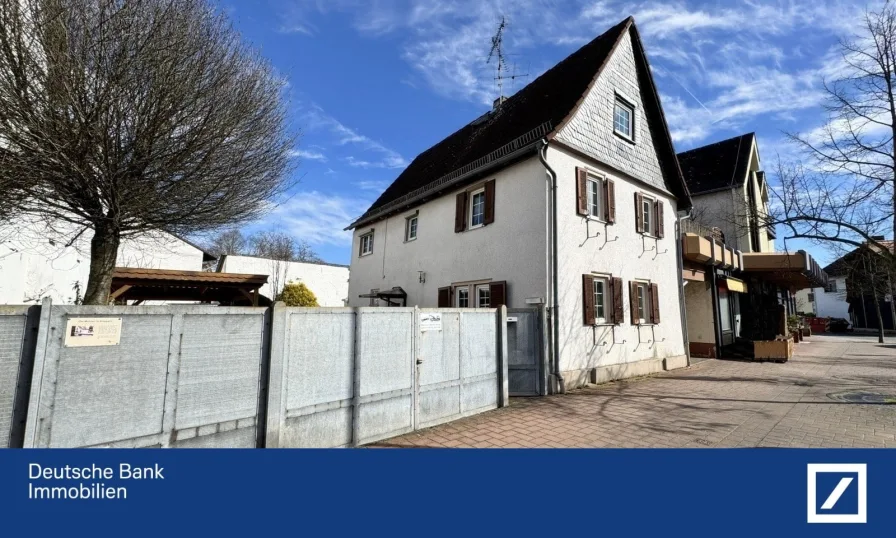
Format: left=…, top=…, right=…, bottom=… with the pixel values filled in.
left=677, top=209, right=693, bottom=366
left=538, top=139, right=564, bottom=394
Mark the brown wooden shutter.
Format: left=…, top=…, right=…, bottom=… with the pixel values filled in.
left=605, top=179, right=616, bottom=224
left=634, top=192, right=644, bottom=233
left=629, top=281, right=640, bottom=325
left=576, top=167, right=588, bottom=216
left=438, top=287, right=452, bottom=308
left=612, top=277, right=624, bottom=324
left=454, top=192, right=467, bottom=233
left=650, top=283, right=660, bottom=324
left=583, top=275, right=595, bottom=326
left=489, top=281, right=506, bottom=307
left=655, top=200, right=665, bottom=238
left=484, top=179, right=496, bottom=225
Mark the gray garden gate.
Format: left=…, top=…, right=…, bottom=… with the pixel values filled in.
left=507, top=308, right=547, bottom=396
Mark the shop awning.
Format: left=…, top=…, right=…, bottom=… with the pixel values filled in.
left=740, top=251, right=828, bottom=290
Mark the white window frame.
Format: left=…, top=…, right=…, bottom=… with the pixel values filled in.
left=593, top=276, right=609, bottom=324
left=586, top=174, right=605, bottom=221
left=359, top=231, right=374, bottom=257
left=613, top=96, right=635, bottom=141
left=640, top=194, right=654, bottom=236
left=475, top=284, right=491, bottom=308
left=469, top=188, right=486, bottom=229
left=455, top=287, right=469, bottom=308
left=405, top=215, right=418, bottom=242
left=635, top=281, right=650, bottom=324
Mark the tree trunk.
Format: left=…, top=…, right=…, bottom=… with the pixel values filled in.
left=82, top=223, right=122, bottom=305
left=874, top=293, right=886, bottom=343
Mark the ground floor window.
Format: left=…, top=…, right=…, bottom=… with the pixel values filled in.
left=456, top=287, right=469, bottom=308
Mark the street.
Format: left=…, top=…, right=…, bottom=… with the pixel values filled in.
left=378, top=335, right=896, bottom=448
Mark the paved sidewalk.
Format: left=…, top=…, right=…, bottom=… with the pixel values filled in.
left=376, top=335, right=896, bottom=448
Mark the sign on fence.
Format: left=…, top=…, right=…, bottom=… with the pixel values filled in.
left=63, top=317, right=122, bottom=347
left=419, top=313, right=442, bottom=332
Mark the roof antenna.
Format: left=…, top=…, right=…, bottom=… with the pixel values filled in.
left=487, top=16, right=528, bottom=109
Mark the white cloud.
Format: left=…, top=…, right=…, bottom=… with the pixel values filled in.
left=303, top=105, right=409, bottom=169
left=262, top=191, right=371, bottom=246
left=289, top=149, right=328, bottom=162
left=354, top=180, right=390, bottom=192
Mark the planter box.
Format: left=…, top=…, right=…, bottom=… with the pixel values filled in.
left=754, top=338, right=793, bottom=362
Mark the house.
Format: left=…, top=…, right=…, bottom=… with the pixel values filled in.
left=346, top=17, right=692, bottom=392
left=803, top=239, right=895, bottom=331
left=0, top=215, right=213, bottom=304
left=678, top=133, right=827, bottom=358
left=217, top=254, right=349, bottom=307
left=794, top=261, right=849, bottom=320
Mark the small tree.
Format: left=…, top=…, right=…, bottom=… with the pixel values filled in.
left=0, top=0, right=295, bottom=304
left=205, top=229, right=248, bottom=258
left=277, top=282, right=318, bottom=307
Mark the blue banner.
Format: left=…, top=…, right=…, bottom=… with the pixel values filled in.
left=0, top=449, right=892, bottom=536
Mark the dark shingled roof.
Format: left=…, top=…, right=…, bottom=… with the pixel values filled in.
left=677, top=133, right=755, bottom=195
left=350, top=17, right=690, bottom=229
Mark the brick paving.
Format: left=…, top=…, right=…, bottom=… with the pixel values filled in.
left=375, top=335, right=896, bottom=448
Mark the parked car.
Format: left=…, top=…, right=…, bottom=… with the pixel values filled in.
left=828, top=318, right=851, bottom=333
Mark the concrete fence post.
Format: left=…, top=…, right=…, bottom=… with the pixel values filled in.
left=496, top=305, right=510, bottom=407
left=22, top=298, right=53, bottom=448
left=265, top=302, right=288, bottom=448
left=351, top=308, right=362, bottom=447
left=160, top=311, right=185, bottom=448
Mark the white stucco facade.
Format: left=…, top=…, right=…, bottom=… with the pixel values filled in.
left=0, top=217, right=204, bottom=304
left=796, top=276, right=849, bottom=320
left=219, top=255, right=349, bottom=307
left=347, top=157, right=548, bottom=309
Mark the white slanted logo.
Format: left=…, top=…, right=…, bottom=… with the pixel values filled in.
left=807, top=464, right=867, bottom=524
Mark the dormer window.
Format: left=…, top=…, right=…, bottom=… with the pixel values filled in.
left=613, top=96, right=635, bottom=141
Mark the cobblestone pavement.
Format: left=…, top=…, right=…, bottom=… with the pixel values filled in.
left=375, top=335, right=896, bottom=448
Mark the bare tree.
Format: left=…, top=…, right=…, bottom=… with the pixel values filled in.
left=0, top=0, right=295, bottom=304
left=249, top=230, right=320, bottom=262
left=205, top=229, right=247, bottom=258
left=772, top=2, right=896, bottom=262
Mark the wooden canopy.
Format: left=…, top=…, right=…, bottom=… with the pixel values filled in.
left=110, top=268, right=269, bottom=306
left=740, top=251, right=828, bottom=291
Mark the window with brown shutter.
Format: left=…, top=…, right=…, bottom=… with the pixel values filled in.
left=612, top=277, right=623, bottom=324
left=489, top=280, right=506, bottom=307
left=650, top=283, right=660, bottom=324
left=484, top=179, right=496, bottom=225
left=634, top=192, right=644, bottom=233
left=605, top=179, right=616, bottom=223
left=629, top=281, right=640, bottom=325
left=454, top=192, right=467, bottom=233
left=655, top=200, right=665, bottom=238
left=582, top=275, right=595, bottom=326
left=438, top=287, right=452, bottom=308
left=576, top=167, right=588, bottom=216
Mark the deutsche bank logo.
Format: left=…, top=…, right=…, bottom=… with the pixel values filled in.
left=807, top=464, right=867, bottom=524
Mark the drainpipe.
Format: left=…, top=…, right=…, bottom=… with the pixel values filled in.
left=709, top=240, right=724, bottom=360
left=538, top=139, right=564, bottom=394
left=677, top=209, right=693, bottom=365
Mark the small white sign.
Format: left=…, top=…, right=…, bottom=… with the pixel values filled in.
left=64, top=317, right=122, bottom=347
left=507, top=317, right=518, bottom=323
left=420, top=313, right=442, bottom=332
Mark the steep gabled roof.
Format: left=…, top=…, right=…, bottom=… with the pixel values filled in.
left=677, top=133, right=755, bottom=196
left=349, top=17, right=690, bottom=229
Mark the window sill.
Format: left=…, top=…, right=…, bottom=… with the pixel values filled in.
left=586, top=215, right=608, bottom=224
left=359, top=252, right=373, bottom=258
left=468, top=223, right=485, bottom=231
left=404, top=238, right=417, bottom=244
left=613, top=130, right=636, bottom=145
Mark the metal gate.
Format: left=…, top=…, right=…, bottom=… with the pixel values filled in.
left=507, top=308, right=546, bottom=396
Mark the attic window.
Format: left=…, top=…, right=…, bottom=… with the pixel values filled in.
left=613, top=97, right=634, bottom=141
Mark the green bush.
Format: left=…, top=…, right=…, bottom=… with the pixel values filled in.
left=277, top=282, right=319, bottom=307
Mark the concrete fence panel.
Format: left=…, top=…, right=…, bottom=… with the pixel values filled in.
left=23, top=301, right=269, bottom=448
left=268, top=305, right=508, bottom=448
left=0, top=306, right=40, bottom=448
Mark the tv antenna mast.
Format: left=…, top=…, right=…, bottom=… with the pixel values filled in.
left=487, top=16, right=528, bottom=101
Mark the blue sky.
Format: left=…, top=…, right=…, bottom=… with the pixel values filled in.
left=223, top=0, right=877, bottom=266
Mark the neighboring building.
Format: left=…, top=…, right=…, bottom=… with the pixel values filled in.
left=678, top=134, right=827, bottom=358
left=347, top=17, right=692, bottom=392
left=795, top=266, right=849, bottom=320
left=217, top=254, right=349, bottom=307
left=0, top=216, right=212, bottom=304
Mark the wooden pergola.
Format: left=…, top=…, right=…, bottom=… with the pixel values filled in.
left=110, top=268, right=269, bottom=306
